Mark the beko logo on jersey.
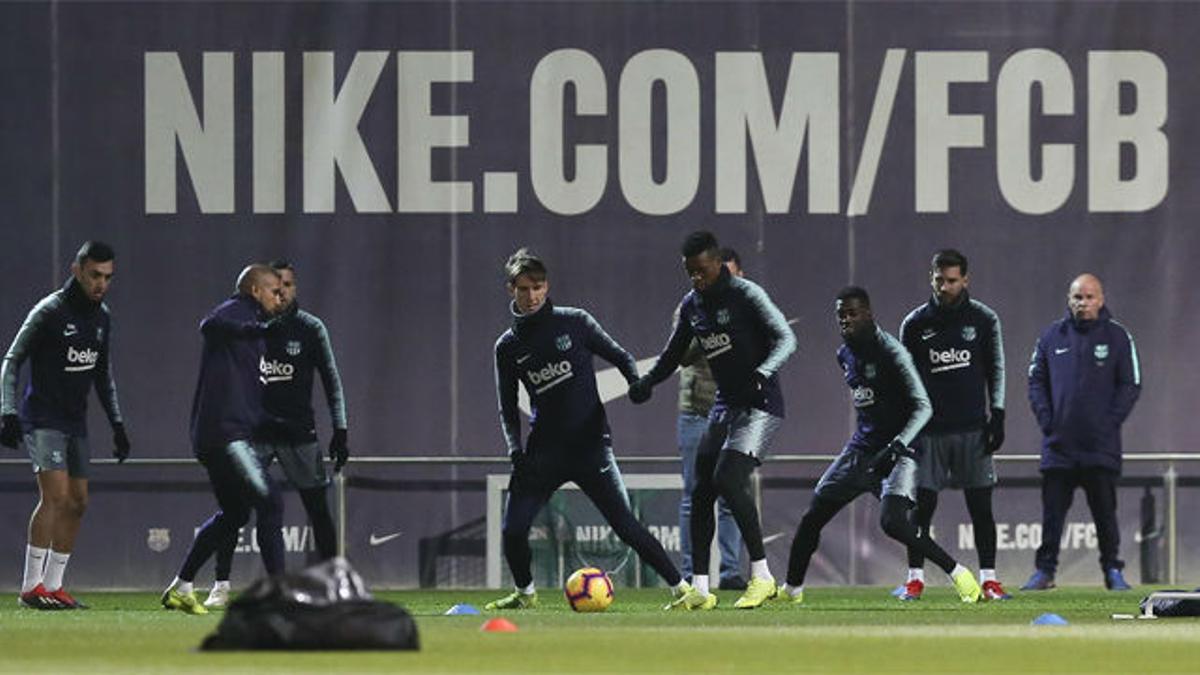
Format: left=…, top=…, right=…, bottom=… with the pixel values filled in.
left=259, top=356, right=295, bottom=383
left=929, top=348, right=971, bottom=373
left=64, top=346, right=99, bottom=372
left=528, top=360, right=574, bottom=393
left=699, top=333, right=733, bottom=358
left=852, top=385, right=875, bottom=407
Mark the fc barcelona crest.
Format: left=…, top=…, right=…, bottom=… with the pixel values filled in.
left=147, top=528, right=171, bottom=553
left=1094, top=344, right=1109, bottom=359
left=961, top=326, right=977, bottom=342
left=556, top=334, right=572, bottom=351
left=716, top=308, right=731, bottom=325
left=286, top=340, right=302, bottom=356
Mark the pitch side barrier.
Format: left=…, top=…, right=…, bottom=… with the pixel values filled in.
left=1, top=453, right=1195, bottom=587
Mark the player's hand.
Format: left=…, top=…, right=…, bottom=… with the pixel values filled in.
left=0, top=414, right=21, bottom=449
left=112, top=423, right=131, bottom=462
left=984, top=408, right=1005, bottom=455
left=329, top=428, right=349, bottom=472
left=628, top=377, right=653, bottom=404
left=868, top=439, right=913, bottom=475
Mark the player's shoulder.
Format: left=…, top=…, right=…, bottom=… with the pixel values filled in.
left=295, top=309, right=328, bottom=332
left=1105, top=317, right=1136, bottom=344
left=495, top=328, right=517, bottom=352
left=966, top=298, right=1000, bottom=323
left=900, top=302, right=931, bottom=329
left=553, top=305, right=592, bottom=323
left=877, top=327, right=910, bottom=361
left=730, top=275, right=769, bottom=301
left=31, top=291, right=64, bottom=316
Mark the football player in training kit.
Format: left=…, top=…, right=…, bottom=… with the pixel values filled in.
left=203, top=260, right=349, bottom=609
left=893, top=249, right=1010, bottom=601
left=630, top=231, right=797, bottom=610
left=161, top=264, right=287, bottom=615
left=487, top=249, right=691, bottom=611
left=779, top=287, right=981, bottom=605
left=2, top=241, right=131, bottom=610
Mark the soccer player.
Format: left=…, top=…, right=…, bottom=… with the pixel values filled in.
left=779, top=287, right=981, bottom=605
left=630, top=231, right=797, bottom=610
left=203, top=260, right=349, bottom=609
left=893, top=249, right=1009, bottom=601
left=161, top=264, right=287, bottom=615
left=674, top=247, right=748, bottom=591
left=1, top=241, right=131, bottom=610
left=487, top=249, right=691, bottom=611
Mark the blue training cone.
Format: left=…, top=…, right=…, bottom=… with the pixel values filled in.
left=1031, top=612, right=1069, bottom=626
left=445, top=603, right=481, bottom=616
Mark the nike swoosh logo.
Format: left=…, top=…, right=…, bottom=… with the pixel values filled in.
left=63, top=328, right=78, bottom=337
left=762, top=531, right=787, bottom=545
left=599, top=464, right=613, bottom=473
left=517, top=354, right=531, bottom=364
left=369, top=531, right=403, bottom=546
left=1055, top=348, right=1070, bottom=355
left=921, top=333, right=937, bottom=341
left=517, top=317, right=802, bottom=416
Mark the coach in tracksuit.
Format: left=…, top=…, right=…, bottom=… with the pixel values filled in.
left=1, top=241, right=129, bottom=610
left=486, top=248, right=687, bottom=612
left=631, top=231, right=797, bottom=610
left=161, top=264, right=287, bottom=615
left=1023, top=273, right=1141, bottom=591
left=895, top=249, right=1009, bottom=601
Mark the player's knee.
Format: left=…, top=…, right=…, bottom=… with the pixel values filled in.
left=68, top=493, right=89, bottom=518
left=879, top=509, right=911, bottom=542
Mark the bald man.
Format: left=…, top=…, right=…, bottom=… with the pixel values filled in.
left=161, top=264, right=287, bottom=614
left=1023, top=274, right=1141, bottom=591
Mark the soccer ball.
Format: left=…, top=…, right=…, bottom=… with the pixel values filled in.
left=564, top=567, right=614, bottom=612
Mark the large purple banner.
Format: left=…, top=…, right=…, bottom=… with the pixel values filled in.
left=2, top=1, right=1197, bottom=589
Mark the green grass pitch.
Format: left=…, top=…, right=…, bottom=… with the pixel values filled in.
left=2, top=586, right=1197, bottom=673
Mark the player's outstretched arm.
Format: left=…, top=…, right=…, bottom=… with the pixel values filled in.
left=581, top=311, right=639, bottom=383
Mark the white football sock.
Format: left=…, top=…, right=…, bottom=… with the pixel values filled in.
left=979, top=569, right=997, bottom=583
left=672, top=580, right=689, bottom=595
left=42, top=550, right=70, bottom=591
left=172, top=577, right=194, bottom=595
left=517, top=582, right=536, bottom=595
left=749, top=558, right=771, bottom=580
left=213, top=580, right=231, bottom=591
left=693, top=574, right=710, bottom=596
left=784, top=584, right=804, bottom=598
left=21, top=545, right=48, bottom=593
left=948, top=563, right=968, bottom=579
left=908, top=568, right=925, bottom=583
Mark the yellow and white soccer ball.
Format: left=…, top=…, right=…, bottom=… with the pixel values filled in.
left=563, top=567, right=614, bottom=612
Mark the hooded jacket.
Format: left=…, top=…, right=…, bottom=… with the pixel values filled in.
left=1027, top=306, right=1141, bottom=472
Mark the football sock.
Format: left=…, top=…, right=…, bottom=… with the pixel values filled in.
left=22, top=545, right=48, bottom=593
left=980, top=568, right=996, bottom=583
left=750, top=558, right=771, bottom=580
left=214, top=580, right=231, bottom=591
left=42, top=550, right=70, bottom=591
left=517, top=582, right=535, bottom=595
left=786, top=495, right=847, bottom=586
left=300, top=487, right=338, bottom=560
left=713, top=450, right=767, bottom=560
left=172, top=577, right=194, bottom=595
left=948, top=563, right=968, bottom=580
left=693, top=574, right=710, bottom=596
left=783, top=584, right=804, bottom=599
left=672, top=580, right=689, bottom=595
left=965, top=487, right=997, bottom=569
left=908, top=568, right=925, bottom=582
left=906, top=489, right=938, bottom=568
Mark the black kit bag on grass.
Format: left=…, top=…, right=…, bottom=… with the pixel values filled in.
left=201, top=557, right=419, bottom=650
left=1138, top=587, right=1200, bottom=618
